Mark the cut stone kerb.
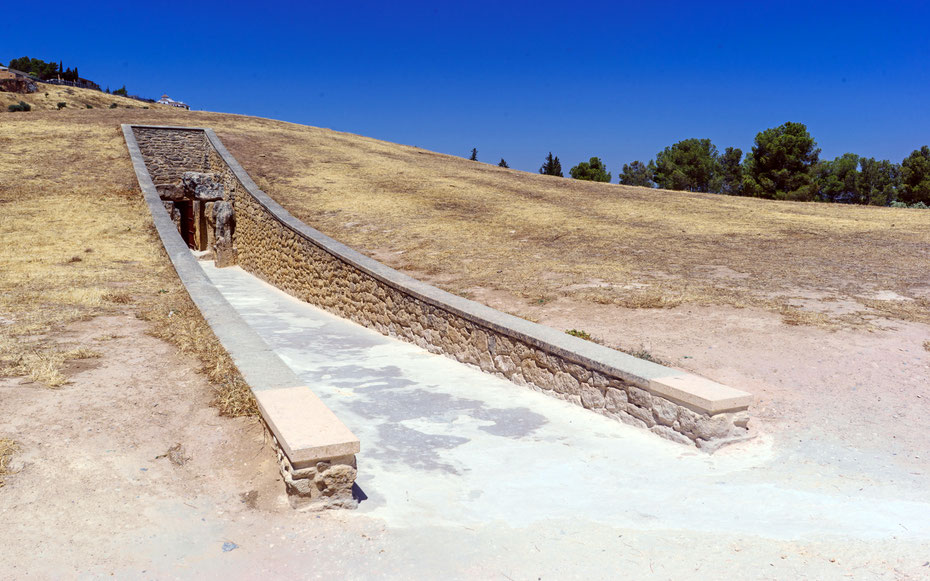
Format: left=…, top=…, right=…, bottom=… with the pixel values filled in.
left=129, top=124, right=754, bottom=449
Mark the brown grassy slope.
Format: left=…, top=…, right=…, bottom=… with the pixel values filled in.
left=0, top=81, right=164, bottom=111
left=2, top=86, right=928, bottom=337
left=0, top=101, right=254, bottom=415
left=213, top=121, right=930, bottom=327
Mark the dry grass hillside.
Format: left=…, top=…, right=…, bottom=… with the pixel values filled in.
left=0, top=80, right=165, bottom=112
left=214, top=120, right=930, bottom=330
left=0, top=90, right=253, bottom=414
left=2, top=87, right=928, bottom=372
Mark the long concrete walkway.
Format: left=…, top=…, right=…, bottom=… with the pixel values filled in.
left=200, top=262, right=930, bottom=541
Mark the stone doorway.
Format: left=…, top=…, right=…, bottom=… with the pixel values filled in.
left=175, top=201, right=208, bottom=251
left=156, top=172, right=235, bottom=265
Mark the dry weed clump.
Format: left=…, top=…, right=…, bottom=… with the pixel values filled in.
left=779, top=307, right=834, bottom=328
left=2, top=347, right=101, bottom=387
left=0, top=438, right=17, bottom=486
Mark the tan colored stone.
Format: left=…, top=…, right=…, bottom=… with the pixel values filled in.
left=580, top=384, right=605, bottom=409
left=493, top=354, right=517, bottom=376
left=254, top=387, right=360, bottom=469
left=604, top=387, right=627, bottom=412
left=652, top=397, right=680, bottom=427
left=552, top=371, right=580, bottom=394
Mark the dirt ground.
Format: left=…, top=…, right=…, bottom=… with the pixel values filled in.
left=2, top=315, right=929, bottom=579
left=462, top=288, right=930, bottom=474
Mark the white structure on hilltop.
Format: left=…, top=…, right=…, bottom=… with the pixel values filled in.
left=157, top=94, right=190, bottom=110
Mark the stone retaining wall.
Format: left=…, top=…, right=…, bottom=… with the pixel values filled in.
left=131, top=125, right=753, bottom=451
left=132, top=127, right=209, bottom=185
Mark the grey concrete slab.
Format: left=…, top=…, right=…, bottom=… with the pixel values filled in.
left=200, top=261, right=930, bottom=541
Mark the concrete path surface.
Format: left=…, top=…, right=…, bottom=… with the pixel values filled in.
left=200, top=262, right=930, bottom=543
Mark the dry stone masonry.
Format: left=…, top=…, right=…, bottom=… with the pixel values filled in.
left=130, top=125, right=753, bottom=451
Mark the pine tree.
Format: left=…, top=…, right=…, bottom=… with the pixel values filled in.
left=618, top=161, right=654, bottom=187
left=469, top=148, right=478, bottom=161
left=498, top=158, right=509, bottom=168
left=570, top=157, right=612, bottom=182
left=742, top=122, right=820, bottom=200
left=539, top=152, right=563, bottom=177
left=652, top=138, right=720, bottom=192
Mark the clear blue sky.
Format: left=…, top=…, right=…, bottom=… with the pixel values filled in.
left=4, top=1, right=928, bottom=176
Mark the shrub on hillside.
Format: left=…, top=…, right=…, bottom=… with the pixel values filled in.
left=890, top=200, right=929, bottom=209
left=56, top=102, right=66, bottom=110
left=109, top=103, right=118, bottom=109
left=7, top=101, right=31, bottom=112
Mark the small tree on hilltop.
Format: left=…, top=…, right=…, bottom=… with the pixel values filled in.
left=469, top=147, right=478, bottom=161
left=652, top=138, right=719, bottom=193
left=718, top=147, right=743, bottom=196
left=742, top=122, right=820, bottom=201
left=618, top=160, right=654, bottom=187
left=539, top=152, right=563, bottom=177
left=900, top=146, right=930, bottom=206
left=498, top=158, right=509, bottom=168
left=570, top=157, right=612, bottom=182
left=857, top=157, right=900, bottom=206
left=113, top=85, right=128, bottom=97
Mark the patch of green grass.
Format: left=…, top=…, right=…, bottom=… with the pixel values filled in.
left=566, top=329, right=593, bottom=341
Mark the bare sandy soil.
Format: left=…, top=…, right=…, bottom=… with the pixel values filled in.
left=460, top=285, right=930, bottom=477
left=3, top=315, right=930, bottom=580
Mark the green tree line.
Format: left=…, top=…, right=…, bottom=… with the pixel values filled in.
left=474, top=121, right=928, bottom=207
left=612, top=122, right=929, bottom=207
left=8, top=56, right=81, bottom=81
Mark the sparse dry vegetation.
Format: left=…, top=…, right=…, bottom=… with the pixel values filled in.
left=0, top=81, right=164, bottom=113
left=0, top=438, right=16, bottom=486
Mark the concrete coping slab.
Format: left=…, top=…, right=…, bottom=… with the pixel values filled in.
left=254, top=387, right=360, bottom=469
left=121, top=124, right=360, bottom=469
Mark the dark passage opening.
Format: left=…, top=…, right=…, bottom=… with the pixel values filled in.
left=177, top=201, right=196, bottom=249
